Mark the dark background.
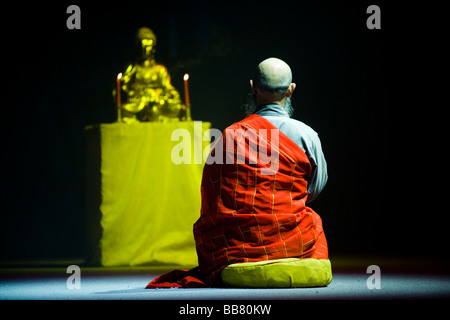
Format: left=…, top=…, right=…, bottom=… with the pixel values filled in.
left=1, top=1, right=442, bottom=263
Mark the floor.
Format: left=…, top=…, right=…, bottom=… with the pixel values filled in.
left=1, top=255, right=449, bottom=300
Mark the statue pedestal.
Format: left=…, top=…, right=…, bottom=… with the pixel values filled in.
left=84, top=121, right=211, bottom=266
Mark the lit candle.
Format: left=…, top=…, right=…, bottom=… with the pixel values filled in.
left=117, top=73, right=122, bottom=107
left=183, top=73, right=190, bottom=106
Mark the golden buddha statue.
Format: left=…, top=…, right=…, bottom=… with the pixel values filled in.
left=115, top=27, right=188, bottom=122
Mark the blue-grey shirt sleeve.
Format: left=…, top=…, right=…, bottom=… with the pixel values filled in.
left=304, top=131, right=328, bottom=202
left=255, top=104, right=328, bottom=202
left=279, top=121, right=327, bottom=202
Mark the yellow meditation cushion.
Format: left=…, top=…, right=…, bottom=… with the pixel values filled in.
left=220, top=258, right=332, bottom=288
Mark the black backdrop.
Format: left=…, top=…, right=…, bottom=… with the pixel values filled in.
left=2, top=1, right=440, bottom=263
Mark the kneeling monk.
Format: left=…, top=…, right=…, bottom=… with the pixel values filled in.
left=147, top=57, right=331, bottom=288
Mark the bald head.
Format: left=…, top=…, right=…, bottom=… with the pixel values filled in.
left=250, top=57, right=296, bottom=107
left=255, top=58, right=292, bottom=93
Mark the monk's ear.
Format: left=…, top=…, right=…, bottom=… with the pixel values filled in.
left=286, top=83, right=296, bottom=97
left=250, top=79, right=257, bottom=94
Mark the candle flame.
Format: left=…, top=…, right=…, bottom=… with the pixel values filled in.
left=117, top=73, right=123, bottom=80
left=184, top=73, right=189, bottom=81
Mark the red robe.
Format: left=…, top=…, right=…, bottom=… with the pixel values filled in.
left=194, top=114, right=329, bottom=285
left=146, top=114, right=328, bottom=288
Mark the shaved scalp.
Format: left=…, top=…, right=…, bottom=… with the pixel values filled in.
left=253, top=58, right=292, bottom=94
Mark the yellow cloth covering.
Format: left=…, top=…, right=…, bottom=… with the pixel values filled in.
left=85, top=121, right=211, bottom=266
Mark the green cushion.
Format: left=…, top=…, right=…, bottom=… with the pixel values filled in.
left=220, top=258, right=332, bottom=288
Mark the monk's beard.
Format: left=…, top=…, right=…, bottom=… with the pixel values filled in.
left=242, top=93, right=294, bottom=117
